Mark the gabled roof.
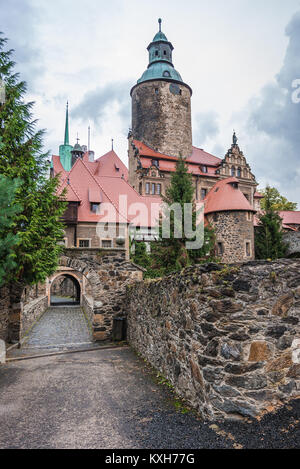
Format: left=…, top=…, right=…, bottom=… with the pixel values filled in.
left=204, top=177, right=256, bottom=215
left=133, top=139, right=221, bottom=167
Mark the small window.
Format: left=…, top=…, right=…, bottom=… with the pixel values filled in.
left=155, top=88, right=159, bottom=95
left=139, top=182, right=142, bottom=195
left=201, top=188, right=207, bottom=200
left=151, top=183, right=156, bottom=195
left=156, top=184, right=161, bottom=195
left=164, top=50, right=167, bottom=55
left=246, top=242, right=251, bottom=257
left=201, top=166, right=208, bottom=173
left=79, top=239, right=90, bottom=248
left=152, top=159, right=159, bottom=168
left=213, top=213, right=218, bottom=222
left=231, top=167, right=236, bottom=177
left=217, top=242, right=224, bottom=256
left=237, top=167, right=241, bottom=178
left=155, top=50, right=159, bottom=56
left=91, top=203, right=100, bottom=214
left=146, top=182, right=150, bottom=194
left=163, top=70, right=171, bottom=77
left=102, top=240, right=112, bottom=248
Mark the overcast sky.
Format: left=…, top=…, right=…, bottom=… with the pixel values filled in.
left=1, top=0, right=300, bottom=206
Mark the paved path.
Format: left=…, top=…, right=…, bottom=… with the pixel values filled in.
left=0, top=348, right=299, bottom=449
left=23, top=306, right=92, bottom=350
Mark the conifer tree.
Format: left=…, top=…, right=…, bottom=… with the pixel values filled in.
left=149, top=156, right=215, bottom=276
left=0, top=34, right=66, bottom=287
left=255, top=185, right=288, bottom=260
left=0, top=175, right=22, bottom=286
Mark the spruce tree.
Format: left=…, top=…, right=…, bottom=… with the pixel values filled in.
left=149, top=156, right=214, bottom=276
left=0, top=175, right=22, bottom=286
left=255, top=185, right=288, bottom=260
left=0, top=34, right=66, bottom=287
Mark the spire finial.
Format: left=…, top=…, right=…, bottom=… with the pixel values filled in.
left=76, top=132, right=80, bottom=145
left=64, top=101, right=70, bottom=145
left=158, top=18, right=162, bottom=32
left=112, top=138, right=114, bottom=151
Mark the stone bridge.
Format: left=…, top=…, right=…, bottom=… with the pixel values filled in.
left=0, top=248, right=143, bottom=344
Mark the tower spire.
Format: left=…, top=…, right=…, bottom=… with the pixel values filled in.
left=158, top=18, right=162, bottom=32
left=64, top=101, right=70, bottom=146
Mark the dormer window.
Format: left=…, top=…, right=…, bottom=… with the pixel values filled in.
left=201, top=166, right=208, bottom=173
left=163, top=70, right=171, bottom=77
left=152, top=159, right=159, bottom=168
left=91, top=203, right=100, bottom=214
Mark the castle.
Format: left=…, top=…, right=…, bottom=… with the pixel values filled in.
left=51, top=19, right=300, bottom=263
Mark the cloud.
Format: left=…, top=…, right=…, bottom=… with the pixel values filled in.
left=242, top=11, right=300, bottom=206
left=71, top=81, right=132, bottom=134
left=193, top=111, right=220, bottom=147
left=0, top=0, right=44, bottom=89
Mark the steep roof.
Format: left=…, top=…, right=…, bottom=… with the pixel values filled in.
left=204, top=177, right=256, bottom=215
left=53, top=149, right=160, bottom=227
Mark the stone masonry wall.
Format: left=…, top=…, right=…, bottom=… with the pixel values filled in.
left=21, top=295, right=48, bottom=339
left=63, top=248, right=143, bottom=341
left=131, top=80, right=192, bottom=158
left=207, top=211, right=255, bottom=263
left=284, top=231, right=300, bottom=257
left=126, top=260, right=300, bottom=420
left=0, top=285, right=10, bottom=341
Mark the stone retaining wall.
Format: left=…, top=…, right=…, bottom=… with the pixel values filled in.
left=21, top=295, right=48, bottom=339
left=284, top=232, right=300, bottom=257
left=126, top=260, right=300, bottom=420
left=0, top=285, right=10, bottom=341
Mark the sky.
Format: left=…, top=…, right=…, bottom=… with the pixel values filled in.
left=1, top=0, right=300, bottom=206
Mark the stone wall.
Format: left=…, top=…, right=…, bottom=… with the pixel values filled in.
left=207, top=211, right=255, bottom=263
left=21, top=295, right=48, bottom=339
left=131, top=80, right=192, bottom=158
left=62, top=249, right=144, bottom=341
left=0, top=285, right=10, bottom=341
left=284, top=231, right=300, bottom=257
left=126, top=260, right=300, bottom=420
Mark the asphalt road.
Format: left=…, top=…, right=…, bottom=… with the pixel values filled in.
left=0, top=347, right=299, bottom=449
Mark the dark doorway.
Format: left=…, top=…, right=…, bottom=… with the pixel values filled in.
left=50, top=275, right=80, bottom=306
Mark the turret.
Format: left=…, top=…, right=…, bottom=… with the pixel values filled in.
left=130, top=19, right=193, bottom=158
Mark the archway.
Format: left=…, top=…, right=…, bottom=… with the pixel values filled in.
left=50, top=274, right=81, bottom=306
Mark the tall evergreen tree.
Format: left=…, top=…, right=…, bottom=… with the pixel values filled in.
left=149, top=156, right=215, bottom=276
left=255, top=185, right=288, bottom=260
left=0, top=34, right=66, bottom=286
left=0, top=175, right=22, bottom=286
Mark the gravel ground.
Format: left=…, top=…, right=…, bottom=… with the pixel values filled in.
left=0, top=347, right=299, bottom=449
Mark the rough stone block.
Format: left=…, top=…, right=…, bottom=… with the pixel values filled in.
left=271, top=292, right=294, bottom=317
left=249, top=341, right=272, bottom=362
left=0, top=340, right=5, bottom=364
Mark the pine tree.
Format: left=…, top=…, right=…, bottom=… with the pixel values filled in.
left=149, top=156, right=214, bottom=276
left=0, top=34, right=66, bottom=286
left=0, top=175, right=22, bottom=286
left=255, top=186, right=288, bottom=260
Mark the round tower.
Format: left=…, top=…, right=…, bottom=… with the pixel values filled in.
left=131, top=19, right=193, bottom=158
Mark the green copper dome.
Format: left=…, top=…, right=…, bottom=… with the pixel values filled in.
left=136, top=19, right=184, bottom=86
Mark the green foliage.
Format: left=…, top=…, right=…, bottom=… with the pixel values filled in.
left=131, top=241, right=151, bottom=269
left=260, top=186, right=297, bottom=211
left=146, top=157, right=216, bottom=278
left=0, top=175, right=22, bottom=286
left=255, top=186, right=288, bottom=260
left=0, top=34, right=66, bottom=286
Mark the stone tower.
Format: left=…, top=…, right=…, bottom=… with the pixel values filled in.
left=130, top=19, right=193, bottom=158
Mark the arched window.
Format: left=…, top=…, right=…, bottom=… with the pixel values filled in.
left=163, top=70, right=171, bottom=77
left=237, top=167, right=241, bottom=178
left=231, top=167, right=235, bottom=177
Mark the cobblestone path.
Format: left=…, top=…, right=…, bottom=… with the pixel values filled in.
left=23, top=306, right=93, bottom=350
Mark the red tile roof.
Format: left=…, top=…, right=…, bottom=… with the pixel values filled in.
left=279, top=211, right=300, bottom=226
left=133, top=139, right=221, bottom=167
left=204, top=177, right=256, bottom=215
left=52, top=149, right=161, bottom=227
